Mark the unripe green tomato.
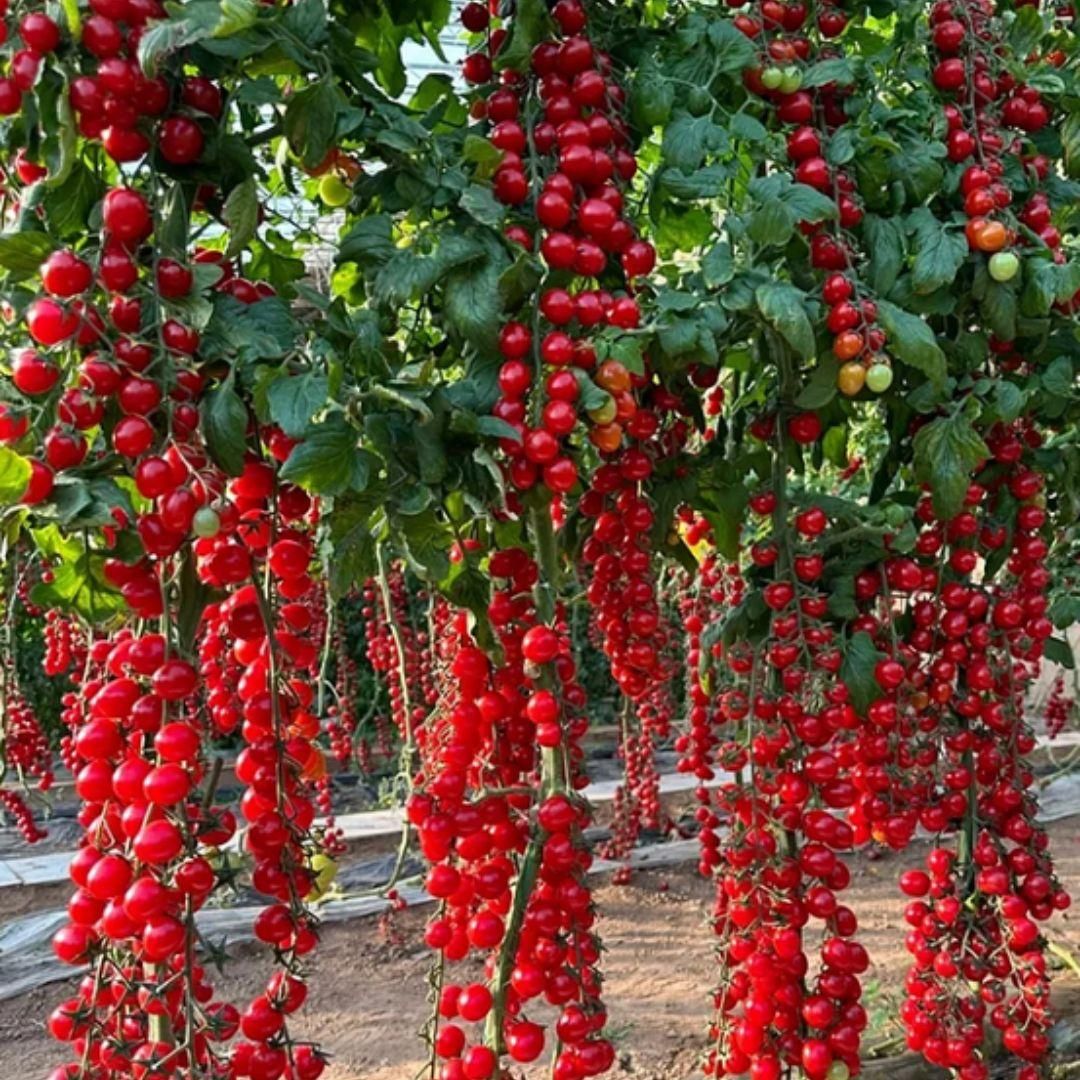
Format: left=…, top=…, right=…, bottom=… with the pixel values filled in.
left=319, top=174, right=352, bottom=208
left=827, top=1063, right=850, bottom=1080
left=779, top=67, right=803, bottom=93
left=866, top=363, right=894, bottom=393
left=687, top=87, right=712, bottom=116
left=761, top=67, right=785, bottom=90
left=587, top=394, right=617, bottom=425
left=884, top=504, right=908, bottom=527
left=192, top=507, right=221, bottom=538
left=988, top=251, right=1020, bottom=282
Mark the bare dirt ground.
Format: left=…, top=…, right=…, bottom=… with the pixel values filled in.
left=0, top=821, right=1078, bottom=1080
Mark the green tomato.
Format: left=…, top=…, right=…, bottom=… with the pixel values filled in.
left=587, top=394, right=617, bottom=425
left=319, top=173, right=352, bottom=208
left=686, top=87, right=712, bottom=117
left=761, top=67, right=784, bottom=90
left=192, top=507, right=221, bottom=539
left=779, top=66, right=803, bottom=93
left=865, top=363, right=894, bottom=394
left=988, top=251, right=1020, bottom=283
left=827, top=1063, right=851, bottom=1080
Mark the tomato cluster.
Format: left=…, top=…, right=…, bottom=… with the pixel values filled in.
left=739, top=0, right=894, bottom=397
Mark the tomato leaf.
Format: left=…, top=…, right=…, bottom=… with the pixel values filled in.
left=267, top=371, right=329, bottom=437
left=841, top=632, right=885, bottom=713
left=0, top=232, right=55, bottom=277
left=1044, top=636, right=1076, bottom=670
left=280, top=414, right=370, bottom=496
left=909, top=209, right=967, bottom=294
left=0, top=448, right=30, bottom=505
left=913, top=410, right=990, bottom=521
left=877, top=300, right=947, bottom=389
left=223, top=177, right=259, bottom=259
left=756, top=283, right=816, bottom=361
left=284, top=81, right=342, bottom=169
left=201, top=372, right=249, bottom=478
left=494, top=0, right=553, bottom=71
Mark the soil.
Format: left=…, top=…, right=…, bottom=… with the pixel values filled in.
left=0, top=821, right=1078, bottom=1080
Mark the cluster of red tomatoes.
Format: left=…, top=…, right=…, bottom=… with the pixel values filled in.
left=682, top=492, right=871, bottom=1080
left=739, top=0, right=896, bottom=398
left=469, top=0, right=659, bottom=496
left=409, top=535, right=611, bottom=1078
left=0, top=6, right=336, bottom=1076
left=930, top=0, right=1068, bottom=287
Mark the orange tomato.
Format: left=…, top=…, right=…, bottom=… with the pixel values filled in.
left=302, top=749, right=327, bottom=782
left=837, top=361, right=867, bottom=396
left=833, top=331, right=863, bottom=361
left=977, top=219, right=1008, bottom=252
left=596, top=360, right=631, bottom=395
left=590, top=422, right=623, bottom=452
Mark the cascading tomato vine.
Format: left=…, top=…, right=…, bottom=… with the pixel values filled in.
left=0, top=0, right=1074, bottom=1079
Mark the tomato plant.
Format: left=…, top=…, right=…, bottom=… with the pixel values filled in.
left=0, top=0, right=1074, bottom=1078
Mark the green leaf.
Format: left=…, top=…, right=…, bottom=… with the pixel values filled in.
left=444, top=255, right=506, bottom=352
left=373, top=232, right=486, bottom=307
left=1009, top=4, right=1046, bottom=56
left=826, top=127, right=856, bottom=166
left=222, top=177, right=258, bottom=259
left=702, top=242, right=735, bottom=288
left=730, top=112, right=767, bottom=142
left=1064, top=111, right=1080, bottom=178
left=662, top=113, right=723, bottom=172
left=756, top=283, right=815, bottom=360
left=267, top=371, right=329, bottom=438
left=397, top=508, right=450, bottom=581
left=910, top=210, right=968, bottom=294
left=202, top=295, right=299, bottom=360
left=841, top=632, right=885, bottom=713
left=802, top=57, right=856, bottom=88
left=863, top=215, right=905, bottom=296
left=796, top=358, right=840, bottom=409
left=462, top=134, right=503, bottom=179
left=1044, top=636, right=1076, bottom=671
left=284, top=80, right=341, bottom=169
left=459, top=184, right=505, bottom=228
left=981, top=281, right=1016, bottom=341
left=336, top=214, right=395, bottom=268
left=631, top=59, right=674, bottom=129
left=0, top=448, right=30, bottom=505
left=1042, top=356, right=1076, bottom=399
left=41, top=162, right=99, bottom=239
left=877, top=300, right=946, bottom=389
left=705, top=19, right=757, bottom=74
left=200, top=373, right=248, bottom=477
left=783, top=183, right=839, bottom=223
left=913, top=411, right=990, bottom=520
left=659, top=164, right=728, bottom=199
left=0, top=232, right=55, bottom=275
left=282, top=0, right=327, bottom=42
left=698, top=480, right=748, bottom=559
left=994, top=380, right=1025, bottom=423
left=495, top=0, right=553, bottom=71
left=280, top=414, right=369, bottom=496
left=31, top=550, right=125, bottom=624
left=325, top=489, right=382, bottom=597
left=747, top=200, right=796, bottom=247
left=1049, top=595, right=1080, bottom=630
